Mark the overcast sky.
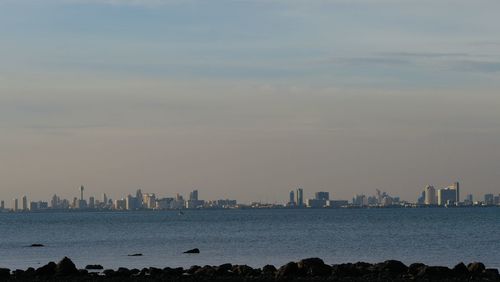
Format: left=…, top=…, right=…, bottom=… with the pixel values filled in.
left=1, top=0, right=500, bottom=205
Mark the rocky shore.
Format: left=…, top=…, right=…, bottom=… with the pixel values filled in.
left=1, top=257, right=499, bottom=281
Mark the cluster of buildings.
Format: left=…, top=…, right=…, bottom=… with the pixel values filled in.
left=416, top=182, right=500, bottom=207
left=286, top=188, right=349, bottom=208
left=1, top=187, right=238, bottom=212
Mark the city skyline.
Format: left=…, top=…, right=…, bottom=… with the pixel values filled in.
left=2, top=181, right=499, bottom=211
left=1, top=1, right=500, bottom=202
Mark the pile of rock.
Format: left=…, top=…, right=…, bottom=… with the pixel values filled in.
left=0, top=257, right=498, bottom=281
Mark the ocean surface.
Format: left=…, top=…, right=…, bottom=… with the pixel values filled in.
left=0, top=208, right=499, bottom=270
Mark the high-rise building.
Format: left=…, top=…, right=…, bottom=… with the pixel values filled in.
left=454, top=182, right=460, bottom=203
left=89, top=196, right=95, bottom=209
left=102, top=193, right=108, bottom=205
left=424, top=185, right=436, bottom=205
left=136, top=189, right=143, bottom=207
left=352, top=194, right=368, bottom=206
left=438, top=187, right=457, bottom=206
left=296, top=188, right=304, bottom=207
left=13, top=198, right=18, bottom=212
left=189, top=190, right=198, bottom=201
left=22, top=195, right=28, bottom=211
left=289, top=190, right=295, bottom=206
left=484, top=194, right=494, bottom=205
left=0, top=200, right=4, bottom=210
left=315, top=192, right=330, bottom=201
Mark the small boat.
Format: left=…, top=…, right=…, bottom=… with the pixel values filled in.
left=178, top=209, right=184, bottom=215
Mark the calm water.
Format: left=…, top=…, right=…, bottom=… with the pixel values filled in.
left=0, top=208, right=499, bottom=270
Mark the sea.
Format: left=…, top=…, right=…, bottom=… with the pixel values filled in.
left=0, top=208, right=499, bottom=270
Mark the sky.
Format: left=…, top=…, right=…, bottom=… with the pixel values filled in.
left=1, top=0, right=500, bottom=205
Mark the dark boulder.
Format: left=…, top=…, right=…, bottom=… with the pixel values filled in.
left=195, top=265, right=216, bottom=277
left=148, top=267, right=162, bottom=277
left=452, top=262, right=469, bottom=276
left=183, top=248, right=200, bottom=254
left=408, top=263, right=426, bottom=276
left=468, top=262, right=486, bottom=274
left=0, top=268, right=10, bottom=279
left=297, top=257, right=332, bottom=277
left=276, top=262, right=299, bottom=280
left=376, top=260, right=408, bottom=275
left=30, top=244, right=45, bottom=247
left=483, top=268, right=500, bottom=281
left=232, top=265, right=255, bottom=277
left=116, top=267, right=131, bottom=277
left=85, top=264, right=104, bottom=270
left=56, top=257, right=78, bottom=276
left=103, top=269, right=115, bottom=277
left=163, top=267, right=184, bottom=276
left=130, top=268, right=140, bottom=276
left=187, top=265, right=201, bottom=274
left=263, top=264, right=277, bottom=276
left=417, top=266, right=453, bottom=279
left=216, top=263, right=233, bottom=275
left=36, top=262, right=56, bottom=277
left=332, top=263, right=363, bottom=277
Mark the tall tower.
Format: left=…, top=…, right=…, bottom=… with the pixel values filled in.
left=22, top=196, right=28, bottom=211
left=80, top=186, right=84, bottom=201
left=424, top=185, right=436, bottom=205
left=289, top=190, right=295, bottom=206
left=296, top=188, right=304, bottom=207
left=455, top=182, right=460, bottom=203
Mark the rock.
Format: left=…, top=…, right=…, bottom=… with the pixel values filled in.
left=195, top=265, right=216, bottom=277
left=417, top=266, right=453, bottom=279
left=183, top=248, right=200, bottom=254
left=332, top=263, right=360, bottom=277
left=128, top=253, right=143, bottom=257
left=468, top=262, right=486, bottom=274
left=148, top=267, right=162, bottom=277
left=483, top=268, right=500, bottom=280
left=35, top=262, right=56, bottom=277
left=276, top=262, right=298, bottom=280
left=130, top=268, right=140, bottom=276
left=232, top=265, right=255, bottom=276
left=263, top=264, right=277, bottom=276
left=216, top=263, right=233, bottom=275
left=376, top=260, right=408, bottom=275
left=116, top=267, right=131, bottom=276
left=30, top=244, right=45, bottom=247
left=103, top=269, right=115, bottom=277
left=408, top=263, right=426, bottom=276
left=297, top=257, right=332, bottom=276
left=187, top=265, right=201, bottom=274
left=163, top=267, right=183, bottom=276
left=78, top=269, right=88, bottom=276
left=0, top=268, right=10, bottom=279
left=56, top=257, right=78, bottom=276
left=85, top=264, right=104, bottom=270
left=452, top=262, right=469, bottom=276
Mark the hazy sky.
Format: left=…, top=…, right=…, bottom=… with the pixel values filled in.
left=1, top=0, right=500, bottom=204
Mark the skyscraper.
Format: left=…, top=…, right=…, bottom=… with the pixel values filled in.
left=438, top=187, right=457, bottom=206
left=315, top=192, right=330, bottom=201
left=424, top=185, right=436, bottom=205
left=454, top=182, right=460, bottom=203
left=189, top=190, right=199, bottom=201
left=22, top=195, right=28, bottom=211
left=296, top=188, right=304, bottom=207
left=0, top=200, right=4, bottom=210
left=13, top=198, right=18, bottom=212
left=289, top=190, right=295, bottom=206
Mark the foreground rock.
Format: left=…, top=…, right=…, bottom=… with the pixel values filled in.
left=1, top=257, right=499, bottom=281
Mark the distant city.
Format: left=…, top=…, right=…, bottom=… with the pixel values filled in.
left=0, top=181, right=499, bottom=213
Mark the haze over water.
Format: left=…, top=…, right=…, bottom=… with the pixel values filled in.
left=1, top=208, right=499, bottom=270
